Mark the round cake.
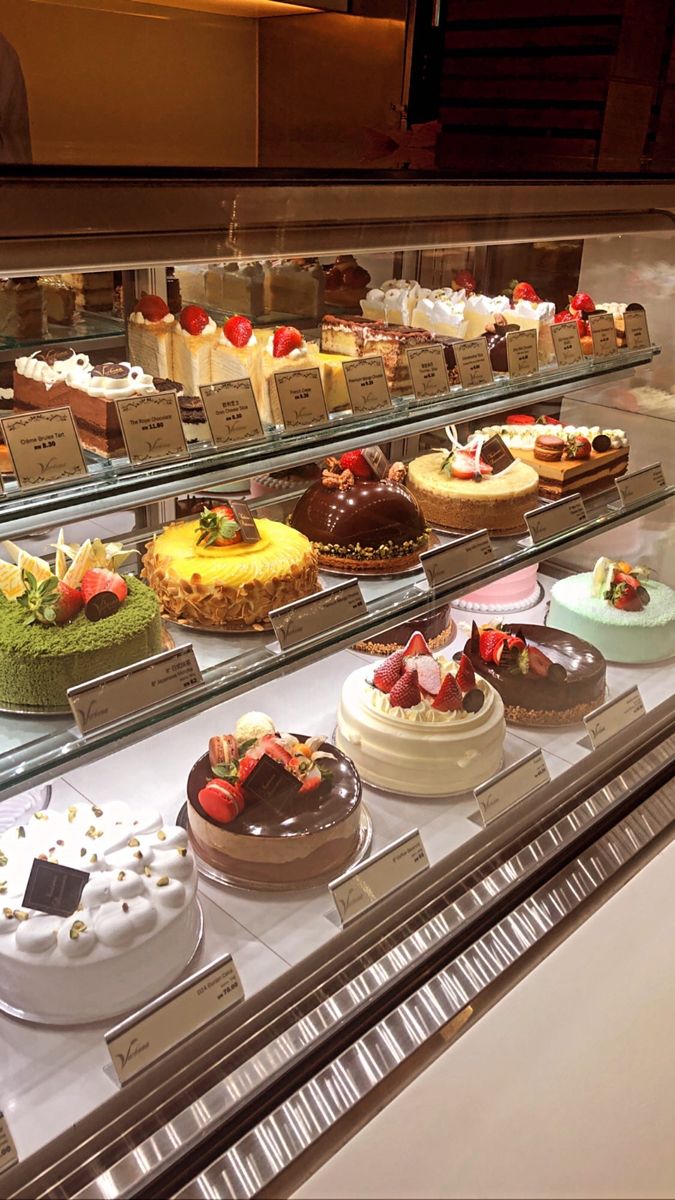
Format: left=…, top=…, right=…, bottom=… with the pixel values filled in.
left=0, top=537, right=162, bottom=711
left=462, top=621, right=606, bottom=725
left=290, top=450, right=429, bottom=573
left=407, top=443, right=539, bottom=536
left=548, top=556, right=675, bottom=664
left=187, top=712, right=363, bottom=887
left=143, top=504, right=318, bottom=629
left=336, top=632, right=505, bottom=796
left=353, top=602, right=455, bottom=656
left=455, top=564, right=540, bottom=613
left=0, top=801, right=200, bottom=1024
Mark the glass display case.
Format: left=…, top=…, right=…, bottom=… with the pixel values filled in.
left=1, top=173, right=674, bottom=1200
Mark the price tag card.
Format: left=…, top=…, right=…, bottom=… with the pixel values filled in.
left=420, top=529, right=492, bottom=589
left=506, top=328, right=539, bottom=379
left=0, top=1112, right=18, bottom=1175
left=199, top=379, right=264, bottom=448
left=615, top=462, right=666, bottom=507
left=342, top=356, right=392, bottom=415
left=588, top=312, right=617, bottom=358
left=623, top=307, right=651, bottom=350
left=406, top=344, right=450, bottom=400
left=474, top=748, right=550, bottom=827
left=550, top=321, right=584, bottom=367
left=1, top=407, right=88, bottom=490
left=106, top=953, right=243, bottom=1086
left=584, top=687, right=646, bottom=750
left=270, top=579, right=366, bottom=652
left=453, top=338, right=494, bottom=389
left=525, top=493, right=587, bottom=544
left=330, top=829, right=429, bottom=926
left=117, top=392, right=188, bottom=465
left=68, top=644, right=203, bottom=735
left=275, top=367, right=329, bottom=430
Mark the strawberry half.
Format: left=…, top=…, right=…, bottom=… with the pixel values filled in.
left=453, top=269, right=476, bottom=293
left=372, top=649, right=405, bottom=693
left=478, top=629, right=507, bottom=664
left=198, top=778, right=245, bottom=824
left=401, top=631, right=432, bottom=659
left=455, top=653, right=476, bottom=693
left=179, top=305, right=210, bottom=336
left=339, top=450, right=373, bottom=480
left=570, top=292, right=595, bottom=315
left=408, top=654, right=441, bottom=696
left=135, top=293, right=170, bottom=322
left=432, top=673, right=463, bottom=712
left=80, top=569, right=128, bottom=606
left=54, top=581, right=83, bottom=625
left=224, top=315, right=253, bottom=347
left=272, top=325, right=303, bottom=358
left=388, top=667, right=421, bottom=709
left=506, top=413, right=536, bottom=425
left=512, top=281, right=540, bottom=303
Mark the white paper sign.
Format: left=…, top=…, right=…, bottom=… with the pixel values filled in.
left=270, top=579, right=366, bottom=651
left=68, top=645, right=203, bottom=735
left=615, top=463, right=666, bottom=507
left=506, top=328, right=539, bottom=379
left=588, top=312, right=617, bottom=358
left=420, top=529, right=492, bottom=589
left=453, top=338, right=494, bottom=388
left=474, top=749, right=550, bottom=826
left=583, top=687, right=646, bottom=750
left=0, top=1112, right=18, bottom=1175
left=330, top=829, right=429, bottom=926
left=623, top=308, right=651, bottom=350
left=550, top=321, right=584, bottom=366
left=525, top=493, right=587, bottom=544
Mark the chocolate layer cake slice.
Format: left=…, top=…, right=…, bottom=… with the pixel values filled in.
left=320, top=315, right=433, bottom=395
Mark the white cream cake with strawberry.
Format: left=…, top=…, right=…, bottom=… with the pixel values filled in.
left=336, top=631, right=505, bottom=796
left=260, top=325, right=321, bottom=428
left=210, top=314, right=264, bottom=399
left=127, top=293, right=176, bottom=378
left=187, top=711, right=363, bottom=886
left=171, top=304, right=219, bottom=398
left=0, top=535, right=162, bottom=711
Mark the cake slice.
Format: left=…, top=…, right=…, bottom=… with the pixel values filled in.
left=127, top=293, right=175, bottom=379
left=0, top=277, right=46, bottom=340
left=61, top=272, right=115, bottom=313
left=171, top=304, right=219, bottom=399
left=320, top=315, right=433, bottom=396
left=316, top=351, right=351, bottom=414
left=210, top=314, right=263, bottom=397
left=205, top=262, right=265, bottom=318
left=264, top=260, right=325, bottom=318
left=411, top=290, right=468, bottom=338
left=260, top=325, right=321, bottom=427
left=38, top=276, right=77, bottom=327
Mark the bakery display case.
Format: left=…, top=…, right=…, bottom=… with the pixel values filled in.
left=1, top=173, right=674, bottom=1200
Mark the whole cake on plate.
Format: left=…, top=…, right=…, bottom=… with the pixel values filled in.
left=455, top=564, right=540, bottom=613
left=0, top=800, right=199, bottom=1024
left=143, top=503, right=318, bottom=630
left=407, top=429, right=539, bottom=535
left=0, top=536, right=162, bottom=711
left=475, top=416, right=629, bottom=499
left=336, top=631, right=505, bottom=795
left=291, top=449, right=429, bottom=573
left=548, top=556, right=675, bottom=663
left=187, top=711, right=363, bottom=886
left=353, top=601, right=455, bottom=656
left=462, top=621, right=606, bottom=725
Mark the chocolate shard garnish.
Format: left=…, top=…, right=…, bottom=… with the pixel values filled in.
left=592, top=434, right=611, bottom=453
left=462, top=687, right=484, bottom=713
left=548, top=663, right=567, bottom=685
left=85, top=591, right=122, bottom=622
left=637, top=585, right=651, bottom=606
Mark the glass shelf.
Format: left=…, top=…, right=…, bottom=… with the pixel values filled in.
left=0, top=481, right=671, bottom=803
left=0, top=346, right=657, bottom=539
left=0, top=313, right=124, bottom=363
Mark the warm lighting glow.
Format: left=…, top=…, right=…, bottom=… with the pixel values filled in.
left=30, top=0, right=319, bottom=16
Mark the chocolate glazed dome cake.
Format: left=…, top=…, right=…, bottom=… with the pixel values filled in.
left=291, top=451, right=429, bottom=573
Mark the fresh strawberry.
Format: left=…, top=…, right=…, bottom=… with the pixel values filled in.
left=339, top=449, right=373, bottom=480
left=179, top=305, right=210, bottom=336
left=325, top=266, right=343, bottom=290
left=478, top=629, right=507, bottom=664
left=527, top=645, right=553, bottom=677
left=432, top=672, right=463, bottom=712
left=455, top=653, right=476, bottom=693
left=259, top=735, right=293, bottom=767
left=54, top=581, right=83, bottom=624
left=388, top=667, right=421, bottom=709
left=506, top=413, right=536, bottom=425
left=554, top=309, right=584, bottom=334
left=80, top=569, right=127, bottom=606
left=453, top=269, right=476, bottom=293
left=224, top=315, right=253, bottom=347
left=512, top=282, right=540, bottom=303
left=408, top=654, right=441, bottom=696
left=611, top=582, right=643, bottom=611
left=135, top=293, right=170, bottom=322
left=570, top=292, right=595, bottom=315
left=198, top=778, right=245, bottom=824
left=373, top=649, right=405, bottom=693
left=196, top=505, right=242, bottom=548
left=402, top=631, right=432, bottom=659
left=614, top=570, right=639, bottom=589
left=565, top=435, right=591, bottom=461
left=505, top=633, right=525, bottom=651
left=272, top=325, right=303, bottom=358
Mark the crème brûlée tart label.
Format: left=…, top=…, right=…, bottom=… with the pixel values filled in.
left=142, top=515, right=319, bottom=629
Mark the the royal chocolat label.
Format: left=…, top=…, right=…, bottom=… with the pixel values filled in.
left=229, top=499, right=260, bottom=543
left=199, top=378, right=264, bottom=447
left=474, top=748, right=550, bottom=826
left=0, top=1112, right=18, bottom=1175
left=623, top=307, right=651, bottom=351
left=68, top=645, right=203, bottom=735
left=105, top=953, right=243, bottom=1085
left=584, top=686, right=646, bottom=750
left=362, top=444, right=389, bottom=479
left=506, top=328, right=539, bottom=379
left=330, top=829, right=429, bottom=925
left=550, top=322, right=584, bottom=366
left=242, top=754, right=303, bottom=808
left=588, top=312, right=617, bottom=358
left=22, top=859, right=89, bottom=918
left=525, top=493, right=587, bottom=544
left=480, top=434, right=515, bottom=475
left=116, top=391, right=188, bottom=465
left=274, top=368, right=329, bottom=430
left=406, top=344, right=450, bottom=401
left=341, top=356, right=392, bottom=415
left=420, top=529, right=493, bottom=589
left=453, top=338, right=494, bottom=388
left=270, top=579, right=366, bottom=652
left=1, top=407, right=88, bottom=490
left=615, top=462, right=666, bottom=507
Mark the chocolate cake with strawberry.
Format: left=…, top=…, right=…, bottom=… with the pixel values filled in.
left=462, top=621, right=606, bottom=725
left=187, top=710, right=363, bottom=887
left=291, top=448, right=429, bottom=573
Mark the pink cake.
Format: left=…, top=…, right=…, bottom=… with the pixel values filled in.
left=455, top=564, right=540, bottom=613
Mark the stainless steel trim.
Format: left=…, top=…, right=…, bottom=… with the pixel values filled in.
left=175, top=771, right=675, bottom=1200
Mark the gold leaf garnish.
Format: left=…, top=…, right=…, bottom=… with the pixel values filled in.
left=156, top=876, right=170, bottom=887
left=128, top=837, right=140, bottom=847
left=67, top=806, right=77, bottom=823
left=144, top=867, right=152, bottom=877
left=14, top=909, right=28, bottom=921
left=69, top=920, right=87, bottom=940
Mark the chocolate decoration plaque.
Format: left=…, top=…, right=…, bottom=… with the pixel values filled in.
left=505, top=328, right=539, bottom=379
left=199, top=379, right=264, bottom=447
left=22, top=859, right=89, bottom=917
left=588, top=312, right=617, bottom=358
left=116, top=391, right=188, bottom=465
left=584, top=686, right=646, bottom=750
left=341, top=356, right=392, bottom=415
left=453, top=338, right=494, bottom=388
left=406, top=344, right=450, bottom=400
left=480, top=434, right=515, bottom=475
left=623, top=307, right=651, bottom=350
left=550, top=322, right=584, bottom=366
left=275, top=368, right=329, bottom=430
left=242, top=754, right=303, bottom=807
left=229, top=499, right=260, bottom=543
left=330, top=829, right=429, bottom=926
left=1, top=407, right=88, bottom=490
left=474, top=748, right=550, bottom=826
left=362, top=444, right=389, bottom=479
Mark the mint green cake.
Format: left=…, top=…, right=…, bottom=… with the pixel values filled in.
left=0, top=576, right=163, bottom=710
left=549, top=571, right=675, bottom=664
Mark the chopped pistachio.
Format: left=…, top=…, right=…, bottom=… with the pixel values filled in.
left=0, top=851, right=7, bottom=867
left=157, top=830, right=166, bottom=841
left=67, top=806, right=77, bottom=823
left=14, top=909, right=29, bottom=921
left=3, top=907, right=14, bottom=919
left=80, top=848, right=86, bottom=857
left=117, top=871, right=126, bottom=881
left=91, top=805, right=103, bottom=818
left=122, top=902, right=129, bottom=913
left=128, top=837, right=140, bottom=847
left=133, top=850, right=143, bottom=860
left=37, top=853, right=48, bottom=861
left=89, top=853, right=98, bottom=864
left=56, top=839, right=64, bottom=847
left=34, top=811, right=48, bottom=820
left=143, top=867, right=152, bottom=877
left=0, top=882, right=6, bottom=895
left=177, top=847, right=187, bottom=857
left=156, top=876, right=170, bottom=887
left=17, top=826, right=25, bottom=839
left=48, top=855, right=58, bottom=864
left=69, top=920, right=87, bottom=940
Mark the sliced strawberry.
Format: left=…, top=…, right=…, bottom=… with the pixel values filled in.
left=401, top=630, right=432, bottom=659
left=455, top=653, right=476, bottom=693
left=272, top=325, right=303, bottom=358
left=389, top=667, right=421, bottom=709
left=527, top=645, right=553, bottom=677
left=614, top=570, right=640, bottom=590
left=408, top=654, right=441, bottom=696
left=179, top=305, right=210, bottom=336
left=135, top=293, right=170, bottom=322
left=80, top=568, right=127, bottom=605
left=54, top=581, right=83, bottom=625
left=339, top=449, right=373, bottom=480
left=198, top=778, right=245, bottom=825
left=505, top=634, right=525, bottom=651
left=512, top=282, right=540, bottom=303
left=224, top=315, right=253, bottom=347
left=373, top=649, right=405, bottom=693
left=299, top=765, right=322, bottom=793
left=432, top=672, right=463, bottom=712
left=258, top=735, right=293, bottom=767
left=478, top=629, right=506, bottom=664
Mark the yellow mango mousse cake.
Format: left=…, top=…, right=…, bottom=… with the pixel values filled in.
left=142, top=504, right=319, bottom=629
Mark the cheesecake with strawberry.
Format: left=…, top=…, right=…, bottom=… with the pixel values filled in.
left=170, top=304, right=219, bottom=400
left=474, top=419, right=629, bottom=500
left=127, top=293, right=176, bottom=378
left=187, top=710, right=363, bottom=886
left=463, top=621, right=606, bottom=725
left=549, top=556, right=675, bottom=664
left=0, top=534, right=162, bottom=710
left=260, top=325, right=322, bottom=428
left=210, top=314, right=264, bottom=402
left=336, top=631, right=505, bottom=795
left=143, top=503, right=318, bottom=629
left=291, top=449, right=429, bottom=573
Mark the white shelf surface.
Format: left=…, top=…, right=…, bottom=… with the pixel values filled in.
left=0, top=574, right=672, bottom=1168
